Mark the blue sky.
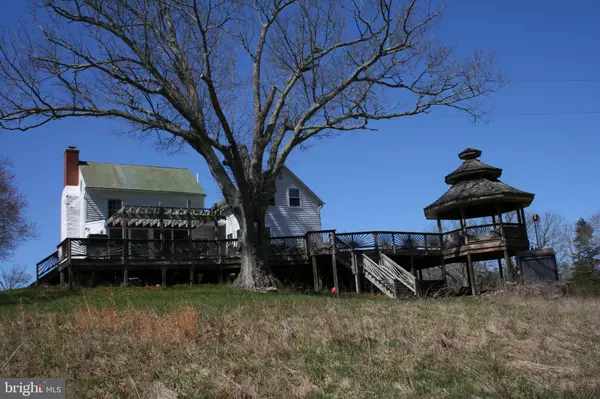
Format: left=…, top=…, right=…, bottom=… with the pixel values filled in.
left=1, top=0, right=599, bottom=276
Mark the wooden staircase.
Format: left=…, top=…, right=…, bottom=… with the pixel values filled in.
left=333, top=238, right=417, bottom=299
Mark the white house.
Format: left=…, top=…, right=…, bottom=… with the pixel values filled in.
left=60, top=147, right=323, bottom=241
left=60, top=146, right=213, bottom=241
left=215, top=166, right=324, bottom=239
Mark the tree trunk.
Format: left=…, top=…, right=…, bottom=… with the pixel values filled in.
left=231, top=205, right=279, bottom=291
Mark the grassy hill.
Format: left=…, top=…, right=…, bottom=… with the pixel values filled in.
left=0, top=285, right=599, bottom=398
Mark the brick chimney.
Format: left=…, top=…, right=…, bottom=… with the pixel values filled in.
left=64, top=146, right=80, bottom=187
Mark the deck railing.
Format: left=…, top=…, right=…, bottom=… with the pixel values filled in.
left=336, top=231, right=442, bottom=252
left=38, top=224, right=528, bottom=282
left=442, top=223, right=527, bottom=248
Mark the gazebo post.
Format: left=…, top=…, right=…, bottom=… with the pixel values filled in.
left=461, top=207, right=476, bottom=296
left=437, top=218, right=446, bottom=283
left=520, top=207, right=527, bottom=230
left=497, top=206, right=513, bottom=282
left=492, top=214, right=504, bottom=280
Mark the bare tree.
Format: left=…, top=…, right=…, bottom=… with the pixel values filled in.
left=0, top=0, right=504, bottom=290
left=0, top=159, right=37, bottom=262
left=0, top=264, right=32, bottom=290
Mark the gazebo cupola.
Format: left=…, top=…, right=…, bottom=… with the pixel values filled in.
left=424, top=147, right=534, bottom=221
left=423, top=148, right=535, bottom=294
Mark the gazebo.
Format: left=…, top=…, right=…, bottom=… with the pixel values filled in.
left=424, top=147, right=534, bottom=294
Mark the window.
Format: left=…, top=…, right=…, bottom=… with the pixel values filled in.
left=227, top=233, right=233, bottom=239
left=288, top=188, right=300, bottom=207
left=265, top=227, right=271, bottom=238
left=107, top=199, right=122, bottom=218
left=236, top=229, right=240, bottom=238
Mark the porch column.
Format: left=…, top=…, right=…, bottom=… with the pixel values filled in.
left=158, top=202, right=165, bottom=257
left=187, top=200, right=193, bottom=246
left=122, top=203, right=128, bottom=287
left=161, top=267, right=167, bottom=287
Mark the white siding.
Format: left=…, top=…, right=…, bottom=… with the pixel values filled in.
left=60, top=185, right=81, bottom=241
left=221, top=169, right=322, bottom=238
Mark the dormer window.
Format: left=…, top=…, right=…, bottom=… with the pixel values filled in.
left=288, top=188, right=300, bottom=207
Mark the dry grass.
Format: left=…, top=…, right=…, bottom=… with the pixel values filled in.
left=0, top=286, right=599, bottom=398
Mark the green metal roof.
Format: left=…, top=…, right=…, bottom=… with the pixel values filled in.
left=80, top=162, right=205, bottom=195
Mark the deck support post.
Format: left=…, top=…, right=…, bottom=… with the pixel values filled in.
left=352, top=251, right=361, bottom=293
left=466, top=253, right=476, bottom=296
left=497, top=206, right=513, bottom=282
left=311, top=255, right=321, bottom=291
left=331, top=231, right=339, bottom=294
left=460, top=207, right=476, bottom=295
left=67, top=238, right=73, bottom=291
left=60, top=270, right=65, bottom=285
left=68, top=264, right=73, bottom=291
left=189, top=266, right=195, bottom=285
left=503, top=248, right=513, bottom=283
left=218, top=267, right=224, bottom=284
left=437, top=218, right=446, bottom=283
left=161, top=267, right=167, bottom=287
left=497, top=258, right=504, bottom=280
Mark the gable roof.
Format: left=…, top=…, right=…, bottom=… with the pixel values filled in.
left=80, top=161, right=205, bottom=195
left=213, top=166, right=323, bottom=209
left=283, top=166, right=324, bottom=206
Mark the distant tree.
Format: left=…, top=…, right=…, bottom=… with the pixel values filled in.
left=0, top=0, right=504, bottom=290
left=570, top=218, right=600, bottom=294
left=0, top=159, right=36, bottom=262
left=0, top=264, right=32, bottom=290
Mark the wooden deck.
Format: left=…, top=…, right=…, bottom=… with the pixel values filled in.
left=36, top=223, right=529, bottom=294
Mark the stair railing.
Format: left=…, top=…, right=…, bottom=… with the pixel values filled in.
left=361, top=254, right=396, bottom=287
left=380, top=253, right=416, bottom=294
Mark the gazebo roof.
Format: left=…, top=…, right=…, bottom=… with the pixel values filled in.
left=424, top=148, right=534, bottom=220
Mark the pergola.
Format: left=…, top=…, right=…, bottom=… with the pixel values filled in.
left=105, top=204, right=224, bottom=233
